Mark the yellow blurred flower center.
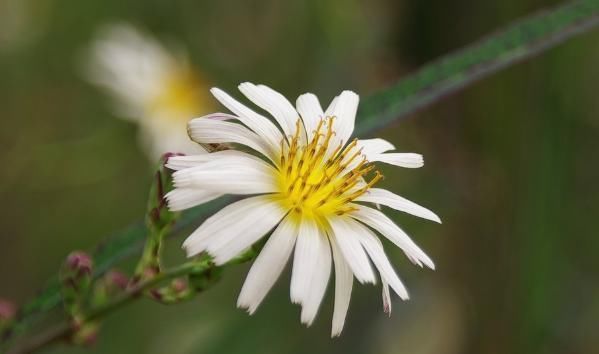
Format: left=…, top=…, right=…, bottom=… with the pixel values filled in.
left=277, top=118, right=382, bottom=222
left=149, top=68, right=211, bottom=121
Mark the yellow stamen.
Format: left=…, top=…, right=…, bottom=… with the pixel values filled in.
left=276, top=117, right=382, bottom=220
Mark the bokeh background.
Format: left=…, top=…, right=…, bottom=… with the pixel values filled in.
left=1, top=0, right=598, bottom=353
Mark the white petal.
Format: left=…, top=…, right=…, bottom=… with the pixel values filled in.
left=327, top=216, right=376, bottom=284
left=325, top=91, right=359, bottom=148
left=370, top=153, right=424, bottom=168
left=237, top=215, right=297, bottom=314
left=188, top=117, right=276, bottom=162
left=182, top=196, right=286, bottom=263
left=202, top=112, right=236, bottom=121
left=341, top=138, right=396, bottom=172
left=356, top=138, right=395, bottom=157
left=239, top=82, right=298, bottom=139
left=330, top=238, right=353, bottom=337
left=356, top=188, right=441, bottom=223
left=382, top=279, right=392, bottom=316
left=210, top=87, right=283, bottom=153
left=290, top=218, right=321, bottom=305
left=349, top=219, right=409, bottom=300
left=324, top=95, right=339, bottom=116
left=171, top=154, right=278, bottom=195
left=165, top=188, right=222, bottom=211
left=166, top=150, right=253, bottom=171
left=350, top=205, right=435, bottom=270
left=296, top=93, right=324, bottom=139
left=166, top=155, right=208, bottom=171
left=300, top=233, right=331, bottom=326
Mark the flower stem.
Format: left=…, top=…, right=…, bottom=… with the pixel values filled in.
left=7, top=261, right=212, bottom=354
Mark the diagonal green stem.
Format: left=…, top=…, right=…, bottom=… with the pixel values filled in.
left=356, top=0, right=599, bottom=135
left=0, top=196, right=233, bottom=350
left=7, top=261, right=212, bottom=354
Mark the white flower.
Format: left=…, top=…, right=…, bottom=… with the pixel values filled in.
left=166, top=83, right=441, bottom=336
left=86, top=23, right=213, bottom=159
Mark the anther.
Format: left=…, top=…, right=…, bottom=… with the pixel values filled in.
left=280, top=139, right=286, bottom=166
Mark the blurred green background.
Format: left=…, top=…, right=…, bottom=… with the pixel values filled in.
left=1, top=0, right=598, bottom=353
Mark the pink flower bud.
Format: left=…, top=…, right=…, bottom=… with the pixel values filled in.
left=106, top=271, right=128, bottom=290
left=171, top=278, right=187, bottom=293
left=0, top=298, right=16, bottom=321
left=65, top=251, right=93, bottom=276
left=162, top=152, right=185, bottom=164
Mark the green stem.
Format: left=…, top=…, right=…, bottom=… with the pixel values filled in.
left=7, top=261, right=211, bottom=354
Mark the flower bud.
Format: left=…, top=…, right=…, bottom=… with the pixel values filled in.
left=162, top=152, right=185, bottom=162
left=65, top=251, right=93, bottom=278
left=171, top=278, right=187, bottom=293
left=105, top=270, right=128, bottom=291
left=60, top=251, right=93, bottom=319
left=90, top=270, right=129, bottom=310
left=0, top=298, right=16, bottom=325
left=72, top=322, right=98, bottom=347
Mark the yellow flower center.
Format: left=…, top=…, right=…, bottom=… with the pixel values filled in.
left=149, top=68, right=212, bottom=121
left=276, top=118, right=383, bottom=222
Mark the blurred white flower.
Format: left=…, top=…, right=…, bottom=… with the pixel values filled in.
left=86, top=23, right=212, bottom=159
left=166, top=83, right=441, bottom=336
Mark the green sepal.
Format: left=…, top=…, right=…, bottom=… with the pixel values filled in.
left=187, top=255, right=222, bottom=292
left=133, top=154, right=181, bottom=282
left=145, top=155, right=180, bottom=234
left=188, top=267, right=223, bottom=293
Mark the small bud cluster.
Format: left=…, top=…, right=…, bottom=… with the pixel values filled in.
left=0, top=298, right=16, bottom=332
left=60, top=251, right=93, bottom=318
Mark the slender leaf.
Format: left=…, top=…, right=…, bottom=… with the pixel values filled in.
left=3, top=0, right=597, bottom=346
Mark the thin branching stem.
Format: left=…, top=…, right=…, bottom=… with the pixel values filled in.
left=7, top=261, right=212, bottom=354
